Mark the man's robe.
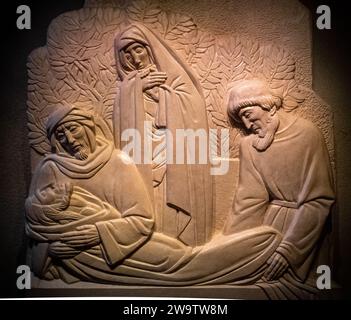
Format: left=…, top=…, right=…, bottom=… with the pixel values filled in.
left=224, top=116, right=335, bottom=281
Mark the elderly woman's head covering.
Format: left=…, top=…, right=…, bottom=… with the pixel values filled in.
left=46, top=105, right=96, bottom=154
left=226, top=79, right=282, bottom=125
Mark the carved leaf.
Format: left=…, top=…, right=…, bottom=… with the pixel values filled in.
left=282, top=84, right=306, bottom=112
left=242, top=39, right=263, bottom=74
left=217, top=37, right=246, bottom=84
left=229, top=128, right=241, bottom=158
left=262, top=46, right=295, bottom=83
left=205, top=90, right=229, bottom=131
left=127, top=0, right=161, bottom=24
left=27, top=48, right=54, bottom=155
left=165, top=14, right=196, bottom=41
left=211, top=113, right=227, bottom=128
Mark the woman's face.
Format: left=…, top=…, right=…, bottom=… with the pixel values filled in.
left=122, top=42, right=151, bottom=70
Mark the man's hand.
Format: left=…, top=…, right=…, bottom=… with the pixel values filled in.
left=142, top=71, right=167, bottom=91
left=60, top=224, right=100, bottom=249
left=48, top=241, right=80, bottom=259
left=263, top=252, right=289, bottom=281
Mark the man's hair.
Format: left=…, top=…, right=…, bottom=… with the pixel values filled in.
left=226, top=79, right=282, bottom=126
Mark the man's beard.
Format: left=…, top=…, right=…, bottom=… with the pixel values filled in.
left=74, top=146, right=89, bottom=160
left=252, top=115, right=279, bottom=151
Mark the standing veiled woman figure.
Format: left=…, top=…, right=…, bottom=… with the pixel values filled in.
left=113, top=24, right=213, bottom=246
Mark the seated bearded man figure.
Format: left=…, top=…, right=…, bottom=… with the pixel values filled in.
left=224, top=79, right=335, bottom=284
left=25, top=105, right=155, bottom=280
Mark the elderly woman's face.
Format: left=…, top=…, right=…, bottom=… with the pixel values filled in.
left=123, top=42, right=151, bottom=70
left=55, top=121, right=90, bottom=159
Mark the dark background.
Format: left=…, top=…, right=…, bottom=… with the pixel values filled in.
left=0, top=0, right=85, bottom=297
left=0, top=0, right=350, bottom=298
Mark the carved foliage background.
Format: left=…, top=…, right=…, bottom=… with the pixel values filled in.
left=28, top=0, right=309, bottom=160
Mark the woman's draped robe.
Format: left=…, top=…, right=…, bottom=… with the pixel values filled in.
left=113, top=25, right=213, bottom=246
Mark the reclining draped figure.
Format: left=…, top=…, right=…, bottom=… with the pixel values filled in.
left=25, top=96, right=334, bottom=298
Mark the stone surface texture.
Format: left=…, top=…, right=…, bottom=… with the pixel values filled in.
left=24, top=0, right=336, bottom=299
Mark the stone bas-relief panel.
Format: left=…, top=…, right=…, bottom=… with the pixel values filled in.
left=25, top=0, right=335, bottom=299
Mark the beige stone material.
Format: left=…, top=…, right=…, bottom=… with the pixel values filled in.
left=25, top=0, right=336, bottom=299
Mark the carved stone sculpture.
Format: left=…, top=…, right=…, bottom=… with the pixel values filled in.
left=25, top=0, right=336, bottom=299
